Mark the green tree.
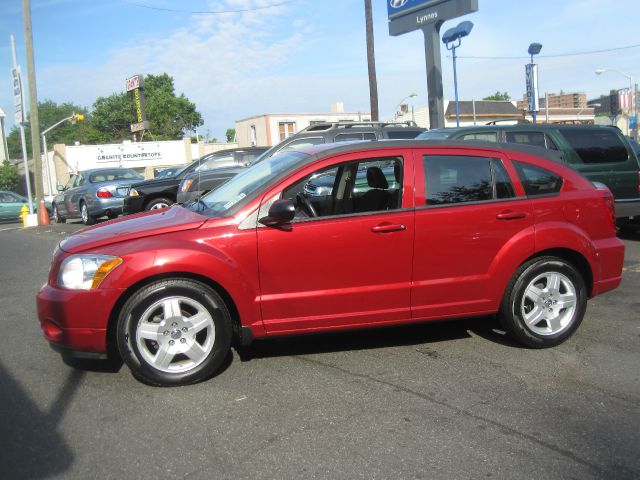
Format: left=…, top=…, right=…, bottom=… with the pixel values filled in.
left=225, top=128, right=236, bottom=142
left=483, top=91, right=511, bottom=101
left=7, top=100, right=90, bottom=158
left=90, top=73, right=203, bottom=143
left=0, top=160, right=20, bottom=191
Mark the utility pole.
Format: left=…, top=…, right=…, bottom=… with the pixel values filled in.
left=364, top=0, right=379, bottom=121
left=22, top=0, right=43, bottom=204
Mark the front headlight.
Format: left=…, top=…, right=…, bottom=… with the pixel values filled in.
left=129, top=188, right=139, bottom=196
left=58, top=255, right=123, bottom=290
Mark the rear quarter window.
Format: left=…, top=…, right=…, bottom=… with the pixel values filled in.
left=558, top=129, right=629, bottom=164
left=513, top=161, right=563, bottom=196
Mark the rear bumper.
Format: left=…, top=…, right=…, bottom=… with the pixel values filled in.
left=591, top=237, right=625, bottom=296
left=176, top=190, right=203, bottom=204
left=615, top=198, right=640, bottom=220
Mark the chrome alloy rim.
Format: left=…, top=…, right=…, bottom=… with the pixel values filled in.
left=53, top=206, right=59, bottom=222
left=81, top=204, right=88, bottom=223
left=135, top=296, right=216, bottom=373
left=520, top=272, right=577, bottom=336
left=149, top=202, right=170, bottom=210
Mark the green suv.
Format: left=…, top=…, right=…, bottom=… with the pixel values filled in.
left=418, top=125, right=640, bottom=225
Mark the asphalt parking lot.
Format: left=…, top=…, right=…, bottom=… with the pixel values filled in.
left=0, top=219, right=639, bottom=479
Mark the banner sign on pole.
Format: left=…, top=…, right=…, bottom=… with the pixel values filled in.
left=525, top=63, right=539, bottom=112
left=11, top=66, right=25, bottom=124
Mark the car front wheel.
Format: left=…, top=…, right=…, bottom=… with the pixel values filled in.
left=498, top=256, right=587, bottom=348
left=145, top=197, right=173, bottom=211
left=117, top=279, right=232, bottom=386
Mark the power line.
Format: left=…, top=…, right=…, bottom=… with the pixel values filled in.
left=458, top=43, right=640, bottom=60
left=124, top=0, right=296, bottom=14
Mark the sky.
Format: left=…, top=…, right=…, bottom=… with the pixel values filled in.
left=1, top=0, right=639, bottom=141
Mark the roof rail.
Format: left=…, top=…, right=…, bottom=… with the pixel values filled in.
left=300, top=120, right=419, bottom=132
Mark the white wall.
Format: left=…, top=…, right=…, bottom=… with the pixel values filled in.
left=63, top=139, right=190, bottom=173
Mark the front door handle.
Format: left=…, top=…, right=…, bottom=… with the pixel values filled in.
left=496, top=211, right=528, bottom=220
left=371, top=223, right=406, bottom=233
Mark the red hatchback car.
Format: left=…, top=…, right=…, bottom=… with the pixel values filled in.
left=37, top=141, right=624, bottom=386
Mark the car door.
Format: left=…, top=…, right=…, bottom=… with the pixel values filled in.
left=64, top=174, right=85, bottom=217
left=57, top=175, right=76, bottom=217
left=411, top=147, right=535, bottom=320
left=256, top=149, right=415, bottom=334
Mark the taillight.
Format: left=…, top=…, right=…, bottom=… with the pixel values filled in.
left=602, top=190, right=616, bottom=230
left=96, top=188, right=113, bottom=198
left=182, top=178, right=195, bottom=192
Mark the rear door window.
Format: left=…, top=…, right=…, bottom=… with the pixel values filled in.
left=423, top=155, right=514, bottom=205
left=558, top=129, right=629, bottom=164
left=505, top=131, right=547, bottom=148
left=460, top=132, right=498, bottom=142
left=334, top=132, right=377, bottom=142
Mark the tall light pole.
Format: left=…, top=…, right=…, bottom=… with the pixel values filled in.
left=526, top=43, right=542, bottom=124
left=442, top=21, right=474, bottom=127
left=364, top=0, right=379, bottom=121
left=595, top=68, right=636, bottom=137
left=41, top=113, right=85, bottom=196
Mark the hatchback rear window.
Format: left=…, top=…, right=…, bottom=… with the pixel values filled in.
left=513, top=162, right=563, bottom=196
left=558, top=129, right=628, bottom=164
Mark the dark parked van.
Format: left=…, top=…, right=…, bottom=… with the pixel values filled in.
left=418, top=125, right=640, bottom=225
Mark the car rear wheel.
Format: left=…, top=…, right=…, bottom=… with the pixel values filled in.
left=116, top=279, right=232, bottom=386
left=145, top=197, right=173, bottom=211
left=498, top=256, right=587, bottom=348
left=80, top=202, right=95, bottom=225
left=52, top=204, right=65, bottom=223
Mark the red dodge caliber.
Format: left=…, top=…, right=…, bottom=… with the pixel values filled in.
left=37, top=141, right=625, bottom=386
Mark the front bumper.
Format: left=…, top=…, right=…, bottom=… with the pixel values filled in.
left=36, top=283, right=124, bottom=355
left=123, top=195, right=145, bottom=215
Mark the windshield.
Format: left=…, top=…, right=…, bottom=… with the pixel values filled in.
left=198, top=150, right=308, bottom=216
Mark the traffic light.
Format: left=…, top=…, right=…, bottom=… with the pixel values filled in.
left=609, top=90, right=619, bottom=115
left=74, top=113, right=85, bottom=122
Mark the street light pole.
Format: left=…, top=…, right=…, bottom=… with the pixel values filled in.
left=41, top=113, right=85, bottom=195
left=442, top=21, right=474, bottom=128
left=595, top=68, right=635, bottom=137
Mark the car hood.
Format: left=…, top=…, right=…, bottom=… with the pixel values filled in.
left=59, top=205, right=207, bottom=253
left=131, top=176, right=180, bottom=190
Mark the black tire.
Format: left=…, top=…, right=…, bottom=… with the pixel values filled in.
left=80, top=202, right=95, bottom=225
left=116, top=279, right=232, bottom=386
left=498, top=256, right=587, bottom=348
left=145, top=197, right=173, bottom=211
left=52, top=204, right=65, bottom=223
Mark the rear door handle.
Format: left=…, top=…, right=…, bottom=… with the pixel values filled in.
left=371, top=223, right=406, bottom=233
left=496, top=211, right=528, bottom=220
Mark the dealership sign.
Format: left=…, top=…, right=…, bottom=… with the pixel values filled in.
left=12, top=67, right=25, bottom=124
left=126, top=74, right=150, bottom=133
left=388, top=0, right=478, bottom=35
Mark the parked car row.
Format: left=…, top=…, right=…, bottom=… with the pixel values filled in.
left=37, top=139, right=624, bottom=386
left=0, top=190, right=50, bottom=221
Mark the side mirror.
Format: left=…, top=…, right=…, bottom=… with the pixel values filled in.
left=259, top=198, right=295, bottom=226
left=57, top=184, right=65, bottom=192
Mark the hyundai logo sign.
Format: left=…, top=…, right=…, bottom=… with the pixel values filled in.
left=388, top=0, right=440, bottom=18
left=389, top=0, right=409, bottom=8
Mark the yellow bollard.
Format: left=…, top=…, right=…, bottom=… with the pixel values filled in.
left=20, top=204, right=29, bottom=227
